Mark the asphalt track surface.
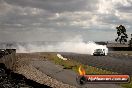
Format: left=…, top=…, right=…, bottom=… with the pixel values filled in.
left=31, top=60, right=123, bottom=88
left=61, top=53, right=132, bottom=75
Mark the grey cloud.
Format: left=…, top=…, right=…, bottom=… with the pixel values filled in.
left=5, top=0, right=98, bottom=12
left=117, top=5, right=132, bottom=13
left=97, top=14, right=128, bottom=25
left=114, top=0, right=132, bottom=13
left=0, top=0, right=132, bottom=42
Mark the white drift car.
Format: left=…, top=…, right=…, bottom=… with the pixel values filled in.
left=93, top=49, right=107, bottom=56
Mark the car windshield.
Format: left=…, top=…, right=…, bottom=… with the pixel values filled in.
left=95, top=49, right=102, bottom=52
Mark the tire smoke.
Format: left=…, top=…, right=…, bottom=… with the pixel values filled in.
left=16, top=36, right=108, bottom=55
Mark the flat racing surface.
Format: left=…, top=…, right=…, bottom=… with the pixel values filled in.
left=61, top=52, right=132, bottom=74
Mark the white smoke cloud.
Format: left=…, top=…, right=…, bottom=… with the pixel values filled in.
left=16, top=36, right=108, bottom=55
left=57, top=54, right=67, bottom=60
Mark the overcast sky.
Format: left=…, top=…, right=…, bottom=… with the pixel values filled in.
left=0, top=0, right=132, bottom=42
